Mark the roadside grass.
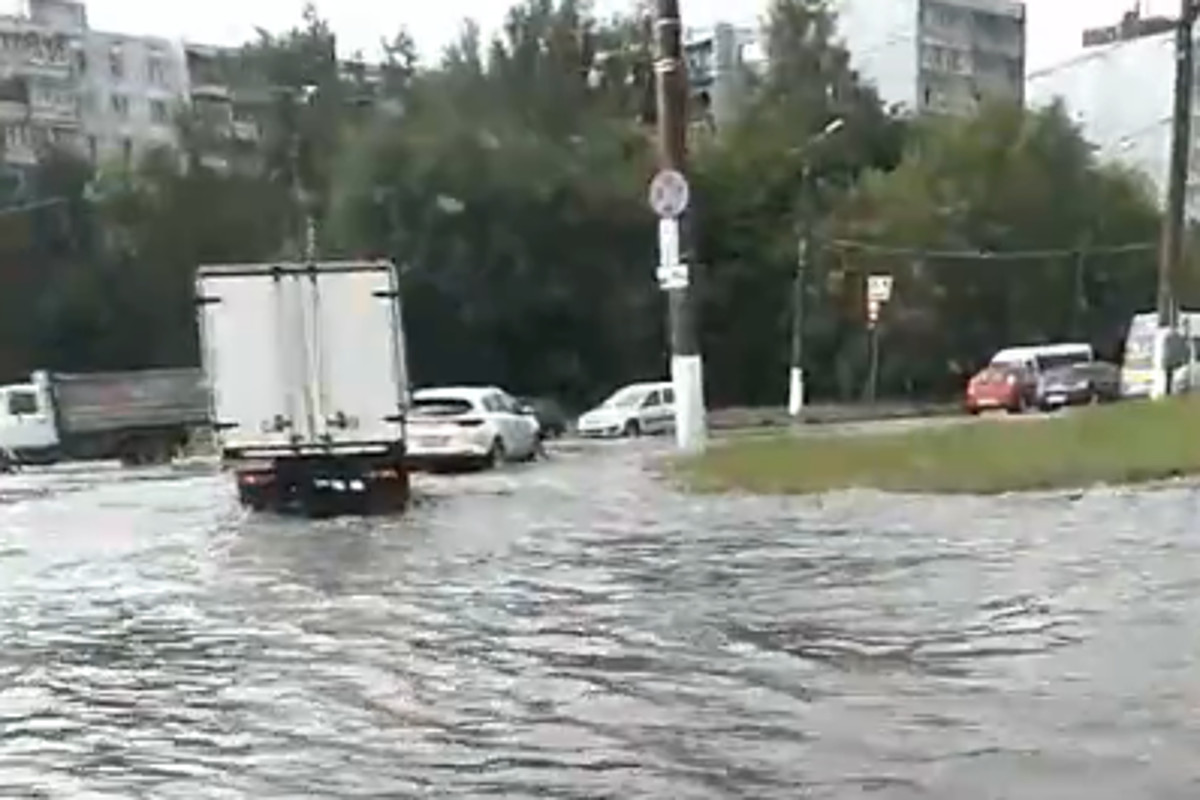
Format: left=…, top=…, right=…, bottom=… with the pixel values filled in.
left=673, top=397, right=1200, bottom=495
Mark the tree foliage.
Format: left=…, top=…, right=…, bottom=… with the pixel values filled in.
left=829, top=99, right=1162, bottom=396
left=0, top=0, right=1169, bottom=408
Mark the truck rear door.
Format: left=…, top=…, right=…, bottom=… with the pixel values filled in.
left=197, top=268, right=311, bottom=450
left=303, top=263, right=407, bottom=447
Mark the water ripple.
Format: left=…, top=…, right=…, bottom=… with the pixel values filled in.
left=1, top=444, right=1200, bottom=797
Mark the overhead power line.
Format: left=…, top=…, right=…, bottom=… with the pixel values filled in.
left=829, top=239, right=1157, bottom=260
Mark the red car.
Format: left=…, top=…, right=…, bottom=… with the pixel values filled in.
left=965, top=362, right=1035, bottom=414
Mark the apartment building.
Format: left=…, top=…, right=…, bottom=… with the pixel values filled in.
left=77, top=31, right=188, bottom=166
left=683, top=22, right=765, bottom=132
left=833, top=0, right=1026, bottom=116
left=1026, top=8, right=1196, bottom=217
left=182, top=43, right=392, bottom=173
left=0, top=1, right=386, bottom=173
left=0, top=0, right=190, bottom=170
left=0, top=0, right=85, bottom=167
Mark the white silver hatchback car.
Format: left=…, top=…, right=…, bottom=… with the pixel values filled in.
left=575, top=381, right=675, bottom=438
left=406, top=386, right=541, bottom=470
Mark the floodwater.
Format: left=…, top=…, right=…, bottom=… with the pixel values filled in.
left=2, top=441, right=1200, bottom=798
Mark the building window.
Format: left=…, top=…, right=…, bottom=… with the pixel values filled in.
left=1006, top=58, right=1023, bottom=84
left=147, top=54, right=166, bottom=85
left=924, top=1, right=959, bottom=29
left=4, top=124, right=30, bottom=149
left=921, top=44, right=943, bottom=70
left=922, top=44, right=964, bottom=73
left=150, top=99, right=169, bottom=123
left=109, top=48, right=123, bottom=79
left=111, top=93, right=129, bottom=117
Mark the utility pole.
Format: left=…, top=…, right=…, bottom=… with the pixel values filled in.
left=787, top=168, right=811, bottom=418
left=652, top=0, right=706, bottom=452
left=276, top=84, right=321, bottom=262
left=1073, top=235, right=1089, bottom=339
left=783, top=118, right=842, bottom=419
left=294, top=139, right=317, bottom=262
left=1152, top=0, right=1197, bottom=398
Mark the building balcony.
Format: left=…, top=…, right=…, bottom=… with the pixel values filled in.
left=19, top=58, right=72, bottom=78
left=27, top=104, right=78, bottom=126
left=0, top=99, right=26, bottom=121
left=231, top=119, right=258, bottom=141
left=3, top=144, right=37, bottom=165
left=967, top=35, right=1024, bottom=59
left=190, top=83, right=231, bottom=102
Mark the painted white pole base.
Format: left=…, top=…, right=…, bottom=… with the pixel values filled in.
left=787, top=366, right=805, bottom=417
left=672, top=354, right=707, bottom=453
left=1150, top=326, right=1172, bottom=400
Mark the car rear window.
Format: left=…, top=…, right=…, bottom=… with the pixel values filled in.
left=411, top=398, right=474, bottom=416
left=1035, top=352, right=1091, bottom=371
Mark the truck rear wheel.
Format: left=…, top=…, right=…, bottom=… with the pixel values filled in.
left=117, top=434, right=179, bottom=467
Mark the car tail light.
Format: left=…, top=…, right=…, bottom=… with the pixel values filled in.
left=238, top=471, right=274, bottom=486
left=456, top=418, right=485, bottom=428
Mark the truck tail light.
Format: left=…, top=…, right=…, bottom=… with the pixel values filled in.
left=237, top=471, right=274, bottom=486
left=367, top=468, right=401, bottom=481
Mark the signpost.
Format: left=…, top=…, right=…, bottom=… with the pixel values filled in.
left=648, top=168, right=690, bottom=219
left=650, top=171, right=690, bottom=292
left=865, top=274, right=893, bottom=402
left=648, top=167, right=704, bottom=450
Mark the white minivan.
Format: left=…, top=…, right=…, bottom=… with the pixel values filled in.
left=575, top=381, right=675, bottom=438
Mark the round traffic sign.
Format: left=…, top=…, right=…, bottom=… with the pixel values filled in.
left=648, top=169, right=690, bottom=218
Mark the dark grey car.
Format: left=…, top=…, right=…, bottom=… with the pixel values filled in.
left=1037, top=360, right=1121, bottom=409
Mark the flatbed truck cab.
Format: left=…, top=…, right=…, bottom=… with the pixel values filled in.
left=195, top=260, right=412, bottom=517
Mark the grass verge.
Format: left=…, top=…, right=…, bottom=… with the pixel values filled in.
left=674, top=397, right=1200, bottom=495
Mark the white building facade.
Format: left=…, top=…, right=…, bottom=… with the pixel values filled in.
left=683, top=22, right=765, bottom=131
left=1026, top=13, right=1199, bottom=218
left=77, top=31, right=189, bottom=166
left=0, top=0, right=86, bottom=167
left=833, top=0, right=1026, bottom=116
left=0, top=0, right=190, bottom=170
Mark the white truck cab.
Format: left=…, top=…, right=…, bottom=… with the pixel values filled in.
left=0, top=371, right=58, bottom=457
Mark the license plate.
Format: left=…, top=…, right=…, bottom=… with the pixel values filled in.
left=416, top=436, right=449, bottom=447
left=1047, top=394, right=1066, bottom=405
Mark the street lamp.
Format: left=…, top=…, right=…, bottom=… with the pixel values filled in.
left=818, top=117, right=845, bottom=138
left=371, top=187, right=465, bottom=274
left=787, top=117, right=844, bottom=418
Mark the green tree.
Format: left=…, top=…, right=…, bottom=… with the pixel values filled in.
left=327, top=0, right=661, bottom=406
left=688, top=0, right=906, bottom=404
left=830, top=98, right=1161, bottom=397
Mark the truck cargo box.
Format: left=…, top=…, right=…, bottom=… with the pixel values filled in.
left=196, top=260, right=409, bottom=457
left=50, top=368, right=210, bottom=435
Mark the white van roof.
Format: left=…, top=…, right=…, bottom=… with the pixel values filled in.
left=991, top=343, right=1092, bottom=364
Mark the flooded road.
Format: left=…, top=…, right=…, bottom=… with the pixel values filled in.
left=2, top=442, right=1200, bottom=798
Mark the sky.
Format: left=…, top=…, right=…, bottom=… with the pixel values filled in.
left=2, top=0, right=1180, bottom=71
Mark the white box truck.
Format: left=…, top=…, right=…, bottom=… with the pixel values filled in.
left=0, top=368, right=209, bottom=467
left=195, top=259, right=412, bottom=516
